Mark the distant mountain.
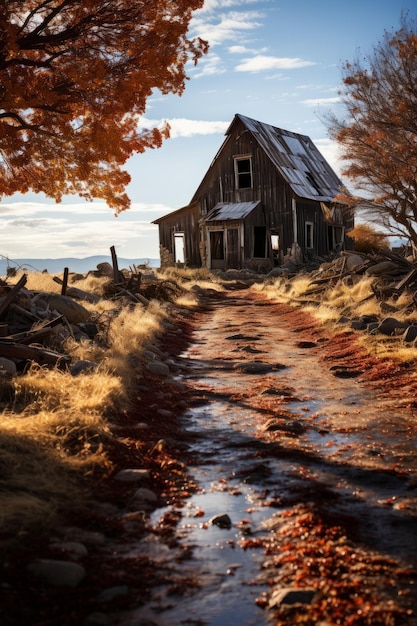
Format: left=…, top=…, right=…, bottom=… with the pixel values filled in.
left=0, top=255, right=160, bottom=276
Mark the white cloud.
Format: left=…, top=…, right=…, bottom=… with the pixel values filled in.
left=0, top=200, right=175, bottom=259
left=190, top=52, right=226, bottom=78
left=302, top=96, right=341, bottom=106
left=235, top=55, right=316, bottom=72
left=228, top=45, right=268, bottom=54
left=166, top=119, right=229, bottom=138
left=0, top=201, right=109, bottom=217
left=195, top=0, right=264, bottom=14
left=313, top=138, right=343, bottom=177
left=191, top=11, right=263, bottom=46
left=136, top=116, right=228, bottom=139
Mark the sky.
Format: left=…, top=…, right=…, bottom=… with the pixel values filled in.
left=0, top=0, right=414, bottom=263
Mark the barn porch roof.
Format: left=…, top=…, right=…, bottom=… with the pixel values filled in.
left=204, top=200, right=261, bottom=222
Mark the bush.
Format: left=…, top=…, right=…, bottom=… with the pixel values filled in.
left=350, top=224, right=390, bottom=254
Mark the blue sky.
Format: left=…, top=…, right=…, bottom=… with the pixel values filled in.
left=0, top=0, right=413, bottom=262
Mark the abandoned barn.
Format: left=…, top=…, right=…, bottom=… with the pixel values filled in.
left=153, top=113, right=353, bottom=271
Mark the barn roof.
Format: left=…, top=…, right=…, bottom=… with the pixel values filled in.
left=227, top=114, right=342, bottom=202
left=204, top=200, right=260, bottom=222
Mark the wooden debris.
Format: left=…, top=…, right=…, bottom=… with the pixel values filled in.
left=0, top=246, right=169, bottom=376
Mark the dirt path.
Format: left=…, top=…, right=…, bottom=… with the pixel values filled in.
left=117, top=287, right=417, bottom=626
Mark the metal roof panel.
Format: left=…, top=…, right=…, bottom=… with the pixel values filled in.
left=205, top=201, right=261, bottom=222
left=235, top=114, right=342, bottom=201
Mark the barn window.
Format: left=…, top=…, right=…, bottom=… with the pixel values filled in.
left=328, top=225, right=345, bottom=251
left=270, top=234, right=280, bottom=251
left=305, top=222, right=314, bottom=249
left=234, top=157, right=252, bottom=189
left=174, top=232, right=185, bottom=263
left=253, top=226, right=266, bottom=258
left=210, top=231, right=224, bottom=260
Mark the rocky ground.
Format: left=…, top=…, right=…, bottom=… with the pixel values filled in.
left=2, top=284, right=417, bottom=626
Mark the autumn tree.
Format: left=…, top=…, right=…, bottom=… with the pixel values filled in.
left=349, top=223, right=390, bottom=254
left=0, top=0, right=207, bottom=213
left=325, top=14, right=417, bottom=250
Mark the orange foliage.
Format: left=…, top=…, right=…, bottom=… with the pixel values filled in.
left=350, top=223, right=390, bottom=253
left=325, top=14, right=417, bottom=247
left=0, top=1, right=208, bottom=212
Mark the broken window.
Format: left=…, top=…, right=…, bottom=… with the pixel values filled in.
left=253, top=226, right=266, bottom=258
left=328, top=225, right=345, bottom=251
left=210, top=231, right=224, bottom=260
left=305, top=221, right=314, bottom=249
left=234, top=157, right=252, bottom=189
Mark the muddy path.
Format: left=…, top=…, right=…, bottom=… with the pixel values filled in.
left=119, top=287, right=417, bottom=626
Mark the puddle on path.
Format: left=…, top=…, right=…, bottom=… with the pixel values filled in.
left=118, top=292, right=417, bottom=625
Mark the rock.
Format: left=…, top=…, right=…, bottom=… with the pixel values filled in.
left=343, top=253, right=367, bottom=270
left=403, top=325, right=417, bottom=342
left=70, top=360, right=98, bottom=376
left=330, top=366, right=361, bottom=378
left=337, top=315, right=351, bottom=325
left=365, top=261, right=399, bottom=276
left=351, top=319, right=367, bottom=331
left=96, top=262, right=114, bottom=277
left=132, top=487, right=158, bottom=504
left=157, top=408, right=173, bottom=418
left=97, top=585, right=130, bottom=603
left=43, top=294, right=91, bottom=324
left=209, top=513, right=232, bottom=529
left=114, top=469, right=151, bottom=483
left=376, top=317, right=408, bottom=336
left=0, top=357, right=17, bottom=376
left=235, top=362, right=285, bottom=374
left=27, top=559, right=86, bottom=588
left=268, top=587, right=318, bottom=608
left=84, top=613, right=112, bottom=626
left=49, top=541, right=88, bottom=560
left=146, top=361, right=170, bottom=376
left=60, top=527, right=106, bottom=546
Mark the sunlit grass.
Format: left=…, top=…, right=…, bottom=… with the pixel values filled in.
left=257, top=271, right=417, bottom=363
left=0, top=270, right=176, bottom=538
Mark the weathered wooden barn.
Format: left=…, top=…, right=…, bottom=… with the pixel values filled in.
left=153, top=113, right=353, bottom=270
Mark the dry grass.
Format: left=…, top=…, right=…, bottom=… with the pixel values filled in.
left=0, top=269, right=195, bottom=540
left=257, top=273, right=417, bottom=364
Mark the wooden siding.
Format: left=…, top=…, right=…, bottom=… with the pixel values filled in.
left=195, top=119, right=297, bottom=267
left=155, top=114, right=352, bottom=269
left=154, top=202, right=201, bottom=267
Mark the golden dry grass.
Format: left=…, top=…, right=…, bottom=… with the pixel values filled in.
left=257, top=273, right=417, bottom=364
left=0, top=269, right=188, bottom=539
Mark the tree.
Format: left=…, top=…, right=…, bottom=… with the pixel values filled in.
left=0, top=1, right=207, bottom=213
left=325, top=14, right=417, bottom=250
left=349, top=223, right=390, bottom=254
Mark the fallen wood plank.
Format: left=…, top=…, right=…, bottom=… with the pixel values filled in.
left=12, top=315, right=66, bottom=344
left=10, top=303, right=42, bottom=323
left=0, top=341, right=70, bottom=368
left=0, top=274, right=28, bottom=318
left=393, top=268, right=417, bottom=292
left=119, top=289, right=150, bottom=306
